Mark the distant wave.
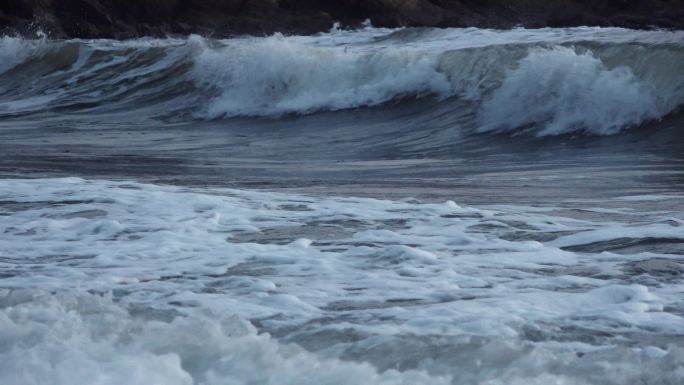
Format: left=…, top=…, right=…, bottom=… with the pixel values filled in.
left=0, top=27, right=683, bottom=136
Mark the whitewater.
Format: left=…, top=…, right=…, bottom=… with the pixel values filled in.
left=1, top=26, right=684, bottom=385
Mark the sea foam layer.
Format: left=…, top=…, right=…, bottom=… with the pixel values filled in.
left=2, top=178, right=684, bottom=384
left=0, top=27, right=682, bottom=136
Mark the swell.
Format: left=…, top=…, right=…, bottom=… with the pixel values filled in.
left=0, top=28, right=683, bottom=137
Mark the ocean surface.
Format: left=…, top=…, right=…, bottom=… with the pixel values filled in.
left=1, top=26, right=684, bottom=384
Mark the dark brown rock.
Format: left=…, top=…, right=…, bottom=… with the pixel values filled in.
left=0, top=0, right=682, bottom=39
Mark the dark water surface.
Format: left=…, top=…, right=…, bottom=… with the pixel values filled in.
left=2, top=28, right=684, bottom=385
left=2, top=109, right=683, bottom=205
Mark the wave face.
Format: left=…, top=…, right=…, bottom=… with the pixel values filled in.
left=0, top=27, right=683, bottom=136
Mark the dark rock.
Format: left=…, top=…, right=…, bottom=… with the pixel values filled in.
left=0, top=0, right=682, bottom=39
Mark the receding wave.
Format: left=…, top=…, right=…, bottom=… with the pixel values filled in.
left=0, top=27, right=683, bottom=136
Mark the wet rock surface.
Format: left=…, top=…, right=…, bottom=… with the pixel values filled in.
left=1, top=0, right=682, bottom=39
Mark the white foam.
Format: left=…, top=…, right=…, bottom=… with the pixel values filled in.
left=2, top=178, right=684, bottom=383
left=0, top=292, right=447, bottom=385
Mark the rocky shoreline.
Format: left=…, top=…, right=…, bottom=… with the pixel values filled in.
left=1, top=0, right=683, bottom=39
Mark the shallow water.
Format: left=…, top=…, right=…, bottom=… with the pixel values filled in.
left=1, top=26, right=684, bottom=384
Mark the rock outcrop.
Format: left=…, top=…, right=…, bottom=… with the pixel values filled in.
left=1, top=0, right=683, bottom=38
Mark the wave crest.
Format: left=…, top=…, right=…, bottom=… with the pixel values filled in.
left=477, top=46, right=679, bottom=136
left=0, top=36, right=47, bottom=75
left=189, top=33, right=684, bottom=135
left=1, top=28, right=683, bottom=136
left=191, top=35, right=452, bottom=118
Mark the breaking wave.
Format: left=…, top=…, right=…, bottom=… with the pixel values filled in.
left=477, top=46, right=677, bottom=136
left=0, top=27, right=683, bottom=136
